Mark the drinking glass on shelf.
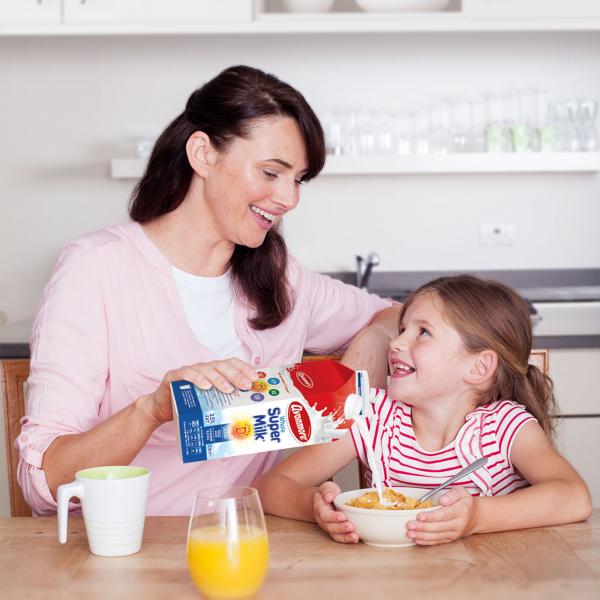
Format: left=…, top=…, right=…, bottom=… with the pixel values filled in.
left=485, top=95, right=512, bottom=153
left=357, top=110, right=376, bottom=155
left=511, top=90, right=538, bottom=153
left=392, top=114, right=412, bottom=155
left=323, top=112, right=343, bottom=156
left=578, top=100, right=599, bottom=152
left=374, top=111, right=394, bottom=154
left=562, top=101, right=581, bottom=152
left=341, top=110, right=359, bottom=156
left=187, top=486, right=269, bottom=600
left=412, top=109, right=431, bottom=155
left=449, top=100, right=471, bottom=152
left=429, top=103, right=451, bottom=154
left=536, top=91, right=557, bottom=152
left=469, top=100, right=487, bottom=153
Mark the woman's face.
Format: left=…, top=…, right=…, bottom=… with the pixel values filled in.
left=203, top=116, right=308, bottom=248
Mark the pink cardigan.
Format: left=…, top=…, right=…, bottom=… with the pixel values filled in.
left=18, top=222, right=390, bottom=516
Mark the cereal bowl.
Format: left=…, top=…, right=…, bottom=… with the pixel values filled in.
left=333, top=487, right=441, bottom=547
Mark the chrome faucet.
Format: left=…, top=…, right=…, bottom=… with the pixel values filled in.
left=355, top=252, right=380, bottom=290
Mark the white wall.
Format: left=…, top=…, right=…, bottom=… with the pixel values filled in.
left=1, top=32, right=600, bottom=324
left=1, top=31, right=600, bottom=515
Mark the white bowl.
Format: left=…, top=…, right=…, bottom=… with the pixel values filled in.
left=281, top=0, right=336, bottom=13
left=355, top=0, right=451, bottom=12
left=333, top=487, right=441, bottom=547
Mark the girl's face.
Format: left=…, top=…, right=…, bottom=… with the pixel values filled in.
left=387, top=292, right=473, bottom=405
left=202, top=116, right=308, bottom=248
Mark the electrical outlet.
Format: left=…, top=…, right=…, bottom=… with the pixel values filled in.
left=479, top=224, right=516, bottom=246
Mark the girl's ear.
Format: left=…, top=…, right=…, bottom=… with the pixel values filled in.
left=186, top=131, right=215, bottom=177
left=465, top=350, right=498, bottom=386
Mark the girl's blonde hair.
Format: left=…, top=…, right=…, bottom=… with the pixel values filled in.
left=400, top=275, right=558, bottom=437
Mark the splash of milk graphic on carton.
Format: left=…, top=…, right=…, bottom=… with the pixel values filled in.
left=171, top=360, right=368, bottom=463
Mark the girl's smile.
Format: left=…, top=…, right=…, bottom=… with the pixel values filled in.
left=389, top=358, right=416, bottom=378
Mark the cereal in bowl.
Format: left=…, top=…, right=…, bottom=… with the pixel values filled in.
left=346, top=488, right=433, bottom=510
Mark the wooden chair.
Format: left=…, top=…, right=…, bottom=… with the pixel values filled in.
left=1, top=359, right=32, bottom=516
left=305, top=350, right=549, bottom=489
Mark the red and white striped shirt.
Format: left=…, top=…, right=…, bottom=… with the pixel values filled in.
left=350, top=389, right=536, bottom=497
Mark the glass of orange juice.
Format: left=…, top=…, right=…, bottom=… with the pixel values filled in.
left=187, top=486, right=269, bottom=599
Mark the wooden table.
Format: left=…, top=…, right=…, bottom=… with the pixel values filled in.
left=1, top=512, right=599, bottom=599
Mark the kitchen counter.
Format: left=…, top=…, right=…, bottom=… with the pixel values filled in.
left=1, top=514, right=599, bottom=599
left=2, top=269, right=599, bottom=358
left=329, top=268, right=600, bottom=350
left=331, top=267, right=600, bottom=301
left=0, top=319, right=31, bottom=359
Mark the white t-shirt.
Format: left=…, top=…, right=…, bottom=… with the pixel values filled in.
left=171, top=266, right=250, bottom=361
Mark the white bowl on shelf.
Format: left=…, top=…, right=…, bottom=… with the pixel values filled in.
left=355, top=0, right=451, bottom=12
left=281, top=0, right=336, bottom=13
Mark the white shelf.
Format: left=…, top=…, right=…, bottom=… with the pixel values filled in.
left=324, top=153, right=600, bottom=174
left=3, top=15, right=600, bottom=35
left=110, top=153, right=600, bottom=179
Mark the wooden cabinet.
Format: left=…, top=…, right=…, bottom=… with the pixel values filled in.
left=0, top=0, right=61, bottom=23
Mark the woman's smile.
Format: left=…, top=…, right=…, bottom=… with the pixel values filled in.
left=249, top=204, right=278, bottom=230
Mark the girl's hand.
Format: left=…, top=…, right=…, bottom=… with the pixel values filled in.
left=313, top=481, right=359, bottom=544
left=406, top=487, right=478, bottom=545
left=143, top=358, right=258, bottom=426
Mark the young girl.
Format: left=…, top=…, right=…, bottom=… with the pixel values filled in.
left=254, top=275, right=592, bottom=545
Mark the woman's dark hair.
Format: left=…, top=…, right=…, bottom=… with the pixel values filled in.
left=129, top=65, right=325, bottom=329
left=400, top=275, right=558, bottom=438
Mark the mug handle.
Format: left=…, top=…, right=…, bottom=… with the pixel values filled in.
left=57, top=480, right=85, bottom=544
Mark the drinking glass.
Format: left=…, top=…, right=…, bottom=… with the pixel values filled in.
left=449, top=100, right=471, bottom=152
left=187, top=486, right=269, bottom=600
left=578, top=100, right=599, bottom=152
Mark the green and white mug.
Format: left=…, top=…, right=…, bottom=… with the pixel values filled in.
left=57, top=465, right=150, bottom=557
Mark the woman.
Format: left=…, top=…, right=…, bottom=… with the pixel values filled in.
left=18, top=65, right=397, bottom=516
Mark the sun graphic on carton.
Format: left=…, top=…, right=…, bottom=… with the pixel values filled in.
left=229, top=418, right=253, bottom=441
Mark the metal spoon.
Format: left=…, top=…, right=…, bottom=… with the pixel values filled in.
left=416, top=457, right=489, bottom=506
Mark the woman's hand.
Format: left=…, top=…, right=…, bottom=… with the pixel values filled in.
left=142, top=358, right=258, bottom=427
left=313, top=481, right=359, bottom=544
left=405, top=487, right=478, bottom=545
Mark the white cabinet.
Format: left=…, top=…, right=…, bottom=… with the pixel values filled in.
left=555, top=418, right=600, bottom=509
left=463, top=0, right=600, bottom=18
left=550, top=348, right=600, bottom=508
left=551, top=349, right=600, bottom=416
left=0, top=0, right=61, bottom=24
left=3, top=0, right=600, bottom=33
left=62, top=0, right=253, bottom=23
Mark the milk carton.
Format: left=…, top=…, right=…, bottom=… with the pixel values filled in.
left=171, top=360, right=368, bottom=463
